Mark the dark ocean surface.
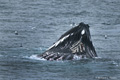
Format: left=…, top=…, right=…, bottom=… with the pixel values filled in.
left=0, top=0, right=120, bottom=80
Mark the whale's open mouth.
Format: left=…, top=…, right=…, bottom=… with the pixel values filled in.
left=38, top=22, right=97, bottom=60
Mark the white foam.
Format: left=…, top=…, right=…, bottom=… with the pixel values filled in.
left=93, top=57, right=102, bottom=59
left=73, top=55, right=82, bottom=60
left=31, top=27, right=36, bottom=29
left=70, top=23, right=77, bottom=27
left=28, top=55, right=46, bottom=61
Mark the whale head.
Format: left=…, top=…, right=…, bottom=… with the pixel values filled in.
left=39, top=22, right=97, bottom=60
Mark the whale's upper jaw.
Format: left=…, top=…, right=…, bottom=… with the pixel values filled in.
left=48, top=22, right=89, bottom=50
left=39, top=22, right=97, bottom=60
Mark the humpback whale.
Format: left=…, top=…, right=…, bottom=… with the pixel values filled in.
left=37, top=22, right=97, bottom=60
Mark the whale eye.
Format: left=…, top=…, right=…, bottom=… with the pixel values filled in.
left=81, top=29, right=85, bottom=35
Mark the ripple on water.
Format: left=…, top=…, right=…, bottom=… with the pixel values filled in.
left=0, top=55, right=3, bottom=57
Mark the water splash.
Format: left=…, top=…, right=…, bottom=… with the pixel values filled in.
left=111, top=61, right=119, bottom=67
left=28, top=55, right=46, bottom=61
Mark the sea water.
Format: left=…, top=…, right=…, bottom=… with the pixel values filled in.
left=0, top=0, right=120, bottom=80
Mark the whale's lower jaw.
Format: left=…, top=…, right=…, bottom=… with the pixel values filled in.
left=38, top=52, right=74, bottom=61
left=38, top=51, right=96, bottom=61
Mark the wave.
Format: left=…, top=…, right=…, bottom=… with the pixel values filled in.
left=0, top=55, right=3, bottom=57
